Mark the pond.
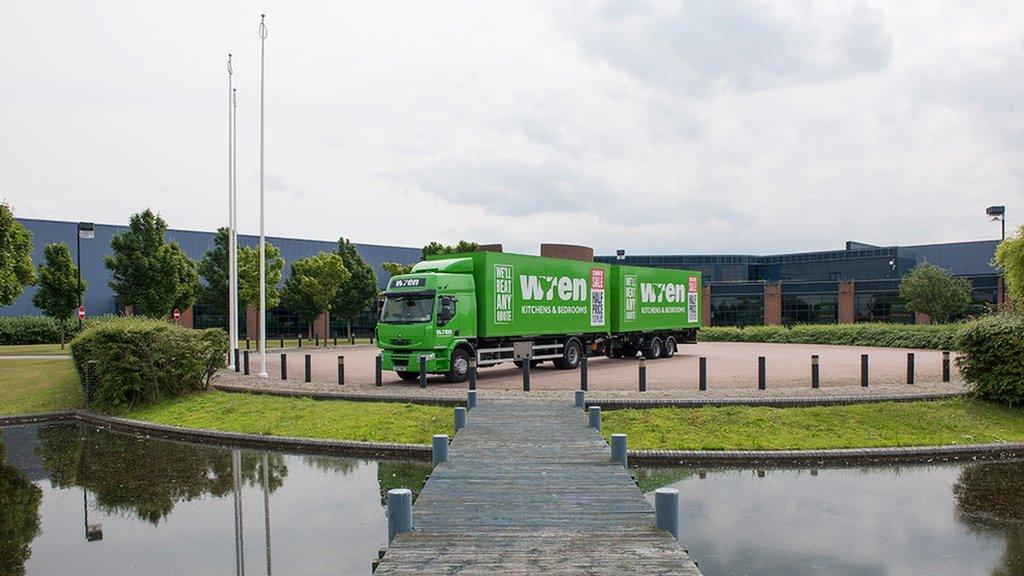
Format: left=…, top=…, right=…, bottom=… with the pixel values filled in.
left=0, top=422, right=430, bottom=576
left=2, top=422, right=1021, bottom=575
left=638, top=461, right=1024, bottom=576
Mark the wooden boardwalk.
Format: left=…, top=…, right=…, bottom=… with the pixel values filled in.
left=375, top=399, right=702, bottom=575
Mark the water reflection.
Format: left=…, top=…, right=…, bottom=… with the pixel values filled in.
left=642, top=460, right=1024, bottom=576
left=0, top=422, right=430, bottom=576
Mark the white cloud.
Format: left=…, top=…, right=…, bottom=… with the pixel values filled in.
left=0, top=0, right=1021, bottom=256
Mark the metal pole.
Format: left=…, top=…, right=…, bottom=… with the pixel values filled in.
left=244, top=350, right=250, bottom=375
left=467, top=390, right=477, bottom=409
left=454, top=407, right=467, bottom=433
left=280, top=353, right=287, bottom=380
left=231, top=87, right=239, bottom=368
left=232, top=450, right=245, bottom=576
left=575, top=389, right=585, bottom=409
left=432, top=434, right=448, bottom=467
left=522, top=359, right=530, bottom=392
left=386, top=489, right=413, bottom=543
left=638, top=357, right=647, bottom=392
left=907, top=352, right=915, bottom=385
left=811, top=355, right=819, bottom=389
left=611, top=434, right=627, bottom=468
left=468, top=357, right=477, bottom=391
left=234, top=348, right=240, bottom=373
left=262, top=453, right=272, bottom=576
left=304, top=354, right=311, bottom=383
left=588, top=406, right=601, bottom=430
left=227, top=54, right=237, bottom=370
left=861, top=354, right=869, bottom=387
left=942, top=351, right=951, bottom=382
left=699, top=356, right=707, bottom=391
left=580, top=355, right=588, bottom=391
left=758, top=356, right=766, bottom=390
left=337, top=355, right=344, bottom=385
left=375, top=353, right=383, bottom=386
left=419, top=355, right=427, bottom=388
left=257, top=14, right=268, bottom=378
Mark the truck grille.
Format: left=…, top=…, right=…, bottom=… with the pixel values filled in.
left=390, top=338, right=412, bottom=346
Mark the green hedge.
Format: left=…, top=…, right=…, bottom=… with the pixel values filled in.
left=69, top=317, right=228, bottom=410
left=698, top=323, right=961, bottom=350
left=955, top=314, right=1024, bottom=407
left=0, top=316, right=81, bottom=345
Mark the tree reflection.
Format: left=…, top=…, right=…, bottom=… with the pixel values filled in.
left=377, top=461, right=431, bottom=502
left=0, top=431, right=43, bottom=576
left=36, top=423, right=287, bottom=525
left=953, top=461, right=1024, bottom=576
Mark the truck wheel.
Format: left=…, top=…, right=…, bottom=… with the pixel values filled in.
left=396, top=371, right=419, bottom=382
left=643, top=337, right=663, bottom=360
left=662, top=336, right=677, bottom=358
left=554, top=339, right=582, bottom=370
left=445, top=348, right=471, bottom=383
left=620, top=343, right=637, bottom=359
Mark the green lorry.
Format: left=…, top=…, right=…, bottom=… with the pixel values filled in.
left=376, top=251, right=701, bottom=382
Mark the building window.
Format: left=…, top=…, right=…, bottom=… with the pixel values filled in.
left=855, top=292, right=912, bottom=324
left=711, top=295, right=764, bottom=327
left=781, top=294, right=837, bottom=325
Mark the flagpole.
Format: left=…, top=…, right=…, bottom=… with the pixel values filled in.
left=258, top=14, right=268, bottom=378
left=231, top=87, right=239, bottom=365
left=227, top=54, right=238, bottom=370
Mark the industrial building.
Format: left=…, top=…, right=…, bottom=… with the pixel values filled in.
left=596, top=240, right=1006, bottom=326
left=3, top=218, right=1006, bottom=330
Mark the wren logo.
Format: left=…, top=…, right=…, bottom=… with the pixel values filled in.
left=640, top=282, right=688, bottom=304
left=519, top=275, right=587, bottom=302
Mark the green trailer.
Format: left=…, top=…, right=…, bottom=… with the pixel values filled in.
left=376, top=251, right=700, bottom=383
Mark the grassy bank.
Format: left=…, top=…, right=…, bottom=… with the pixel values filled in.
left=0, top=358, right=84, bottom=414
left=0, top=343, right=68, bottom=356
left=123, top=390, right=451, bottom=444
left=603, top=398, right=1024, bottom=450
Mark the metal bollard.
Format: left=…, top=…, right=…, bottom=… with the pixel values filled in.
left=334, top=334, right=338, bottom=347
left=942, top=351, right=951, bottom=382
left=468, top=357, right=477, bottom=391
left=246, top=338, right=251, bottom=350
left=522, top=360, right=531, bottom=392
left=588, top=406, right=601, bottom=430
left=655, top=488, right=680, bottom=539
left=304, top=354, right=311, bottom=383
left=375, top=354, right=383, bottom=387
left=454, top=407, right=467, bottom=433
left=575, top=389, right=586, bottom=410
left=419, top=355, right=427, bottom=388
left=757, top=356, right=766, bottom=390
left=386, top=488, right=413, bottom=543
left=316, top=334, right=320, bottom=348
left=861, top=354, right=869, bottom=387
left=699, top=357, right=707, bottom=391
left=234, top=348, right=240, bottom=373
left=611, top=434, right=628, bottom=468
left=84, top=360, right=96, bottom=409
left=432, top=434, right=449, bottom=467
left=638, top=357, right=647, bottom=392
left=811, top=355, right=820, bottom=389
left=467, top=390, right=477, bottom=409
left=279, top=336, right=284, bottom=349
left=280, top=353, right=287, bottom=380
left=298, top=334, right=303, bottom=348
left=243, top=350, right=250, bottom=375
left=337, top=355, right=345, bottom=385
left=580, top=355, right=588, bottom=391
left=350, top=334, right=356, bottom=345
left=907, top=352, right=915, bottom=385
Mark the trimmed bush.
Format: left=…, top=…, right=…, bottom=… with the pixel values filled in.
left=0, top=316, right=79, bottom=345
left=698, top=323, right=961, bottom=350
left=955, top=314, right=1024, bottom=407
left=69, top=317, right=227, bottom=410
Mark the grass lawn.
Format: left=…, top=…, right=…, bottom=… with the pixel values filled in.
left=0, top=358, right=84, bottom=415
left=0, top=343, right=69, bottom=356
left=602, top=398, right=1024, bottom=450
left=124, top=390, right=451, bottom=445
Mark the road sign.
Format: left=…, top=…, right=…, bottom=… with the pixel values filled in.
left=78, top=306, right=85, bottom=320
left=173, top=308, right=181, bottom=321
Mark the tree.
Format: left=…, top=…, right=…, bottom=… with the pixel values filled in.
left=282, top=252, right=349, bottom=337
left=333, top=237, right=379, bottom=338
left=104, top=209, right=199, bottom=318
left=899, top=262, right=973, bottom=323
left=237, top=242, right=284, bottom=334
left=197, top=227, right=231, bottom=315
left=0, top=202, right=35, bottom=306
left=380, top=240, right=479, bottom=280
left=32, top=243, right=86, bottom=348
left=995, top=224, right=1024, bottom=307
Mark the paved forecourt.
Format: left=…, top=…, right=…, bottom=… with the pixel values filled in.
left=374, top=398, right=702, bottom=575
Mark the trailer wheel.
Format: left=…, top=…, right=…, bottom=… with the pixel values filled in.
left=445, top=348, right=471, bottom=383
left=620, top=342, right=638, bottom=359
left=662, top=336, right=677, bottom=358
left=554, top=338, right=582, bottom=370
left=396, top=371, right=419, bottom=382
left=643, top=337, right=663, bottom=360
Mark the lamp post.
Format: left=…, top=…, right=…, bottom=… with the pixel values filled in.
left=228, top=54, right=238, bottom=370
left=987, top=205, right=1006, bottom=240
left=257, top=14, right=269, bottom=378
left=76, top=222, right=94, bottom=330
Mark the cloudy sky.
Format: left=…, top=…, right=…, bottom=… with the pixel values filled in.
left=1, top=1, right=1021, bottom=255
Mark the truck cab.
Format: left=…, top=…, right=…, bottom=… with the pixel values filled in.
left=376, top=258, right=478, bottom=382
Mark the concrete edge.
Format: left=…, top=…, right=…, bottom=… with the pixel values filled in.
left=211, top=383, right=466, bottom=406
left=628, top=442, right=1024, bottom=466
left=0, top=410, right=77, bottom=426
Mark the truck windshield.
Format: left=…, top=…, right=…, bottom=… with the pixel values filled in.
left=380, top=295, right=434, bottom=324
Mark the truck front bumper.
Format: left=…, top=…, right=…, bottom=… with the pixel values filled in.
left=381, top=350, right=449, bottom=373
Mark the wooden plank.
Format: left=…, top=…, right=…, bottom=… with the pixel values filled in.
left=375, top=399, right=703, bottom=575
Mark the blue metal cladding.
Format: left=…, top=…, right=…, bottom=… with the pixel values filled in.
left=2, top=218, right=421, bottom=317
